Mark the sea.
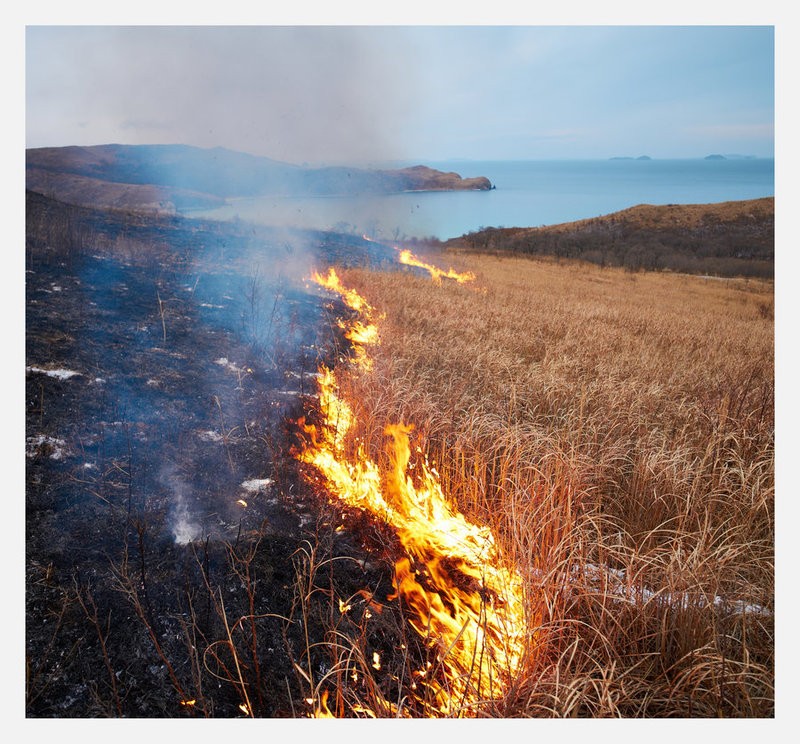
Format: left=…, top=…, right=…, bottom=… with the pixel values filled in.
left=187, top=158, right=775, bottom=242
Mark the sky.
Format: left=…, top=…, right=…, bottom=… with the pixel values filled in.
left=24, top=23, right=775, bottom=164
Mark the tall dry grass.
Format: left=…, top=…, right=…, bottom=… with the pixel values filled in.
left=326, top=254, right=773, bottom=717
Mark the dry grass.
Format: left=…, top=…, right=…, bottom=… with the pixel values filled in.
left=325, top=254, right=774, bottom=717
left=537, top=197, right=774, bottom=232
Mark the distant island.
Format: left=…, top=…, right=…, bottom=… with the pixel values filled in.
left=26, top=144, right=494, bottom=214
left=609, top=154, right=765, bottom=162
left=703, top=154, right=762, bottom=160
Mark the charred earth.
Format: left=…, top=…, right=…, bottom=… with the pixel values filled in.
left=25, top=191, right=425, bottom=717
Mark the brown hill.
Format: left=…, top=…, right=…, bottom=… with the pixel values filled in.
left=26, top=144, right=493, bottom=214
left=446, top=198, right=774, bottom=278
left=25, top=166, right=226, bottom=214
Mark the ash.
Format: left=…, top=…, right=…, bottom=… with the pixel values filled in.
left=25, top=193, right=406, bottom=717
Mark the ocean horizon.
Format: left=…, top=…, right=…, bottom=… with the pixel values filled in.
left=186, top=157, right=775, bottom=242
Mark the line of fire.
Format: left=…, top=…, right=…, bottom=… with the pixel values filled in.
left=297, top=265, right=528, bottom=717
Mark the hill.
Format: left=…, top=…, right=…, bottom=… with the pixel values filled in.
left=26, top=144, right=493, bottom=214
left=446, top=198, right=774, bottom=278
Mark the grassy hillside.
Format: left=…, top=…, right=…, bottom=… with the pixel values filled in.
left=446, top=197, right=774, bottom=278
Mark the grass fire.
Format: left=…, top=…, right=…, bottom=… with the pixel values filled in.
left=298, top=266, right=527, bottom=716
left=25, top=191, right=773, bottom=719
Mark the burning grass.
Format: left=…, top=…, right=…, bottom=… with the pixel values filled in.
left=298, top=269, right=527, bottom=715
left=302, top=253, right=773, bottom=717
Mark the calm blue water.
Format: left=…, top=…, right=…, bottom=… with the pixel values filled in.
left=188, top=158, right=774, bottom=241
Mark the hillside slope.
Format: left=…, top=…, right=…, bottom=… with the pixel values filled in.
left=26, top=144, right=493, bottom=213
left=446, top=197, right=774, bottom=277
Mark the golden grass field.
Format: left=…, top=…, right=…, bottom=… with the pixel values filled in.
left=326, top=253, right=774, bottom=717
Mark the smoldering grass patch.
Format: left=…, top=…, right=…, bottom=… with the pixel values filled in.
left=171, top=502, right=203, bottom=545
left=159, top=462, right=204, bottom=546
left=215, top=357, right=248, bottom=373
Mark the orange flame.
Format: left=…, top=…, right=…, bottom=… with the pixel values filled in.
left=300, top=266, right=526, bottom=716
left=362, top=235, right=475, bottom=284
left=312, top=267, right=372, bottom=313
left=312, top=690, right=335, bottom=718
left=397, top=249, right=476, bottom=285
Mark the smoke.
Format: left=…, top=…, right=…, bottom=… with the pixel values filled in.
left=27, top=24, right=435, bottom=547
left=171, top=495, right=203, bottom=545
left=58, top=199, right=336, bottom=547
left=26, top=26, right=423, bottom=166
left=159, top=462, right=202, bottom=545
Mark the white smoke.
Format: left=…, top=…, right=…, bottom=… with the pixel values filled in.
left=171, top=496, right=202, bottom=545
left=159, top=462, right=202, bottom=545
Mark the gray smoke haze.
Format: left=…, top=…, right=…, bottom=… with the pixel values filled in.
left=26, top=26, right=775, bottom=162
left=26, top=26, right=423, bottom=165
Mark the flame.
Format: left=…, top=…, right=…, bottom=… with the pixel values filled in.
left=313, top=690, right=335, bottom=718
left=361, top=236, right=475, bottom=285
left=299, top=266, right=527, bottom=716
left=313, top=267, right=371, bottom=313
left=343, top=319, right=379, bottom=346
left=397, top=249, right=476, bottom=285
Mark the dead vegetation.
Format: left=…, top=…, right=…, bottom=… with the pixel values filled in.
left=323, top=253, right=774, bottom=717
left=449, top=198, right=774, bottom=277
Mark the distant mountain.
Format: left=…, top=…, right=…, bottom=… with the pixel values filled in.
left=704, top=154, right=726, bottom=160
left=609, top=155, right=652, bottom=161
left=26, top=144, right=493, bottom=214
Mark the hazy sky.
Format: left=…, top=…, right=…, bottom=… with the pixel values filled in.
left=25, top=24, right=774, bottom=164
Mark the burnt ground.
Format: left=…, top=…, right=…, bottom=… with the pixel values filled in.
left=24, top=193, right=428, bottom=718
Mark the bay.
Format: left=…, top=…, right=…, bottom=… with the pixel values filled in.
left=186, top=158, right=775, bottom=241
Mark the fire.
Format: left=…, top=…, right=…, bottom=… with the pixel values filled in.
left=312, top=267, right=371, bottom=313
left=343, top=319, right=379, bottom=347
left=361, top=234, right=475, bottom=285
left=312, top=690, right=335, bottom=718
left=397, top=249, right=476, bottom=285
left=298, top=265, right=527, bottom=716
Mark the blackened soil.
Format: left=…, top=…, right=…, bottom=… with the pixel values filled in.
left=25, top=193, right=421, bottom=718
